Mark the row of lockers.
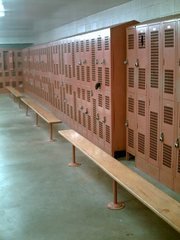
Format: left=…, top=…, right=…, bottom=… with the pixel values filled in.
left=126, top=19, right=180, bottom=192
left=23, top=22, right=135, bottom=155
left=0, top=49, right=23, bottom=91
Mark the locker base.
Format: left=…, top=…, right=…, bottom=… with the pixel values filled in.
left=114, top=150, right=126, bottom=159
left=107, top=201, right=125, bottom=210
left=68, top=162, right=81, bottom=167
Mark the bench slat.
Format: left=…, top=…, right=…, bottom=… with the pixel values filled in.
left=59, top=129, right=180, bottom=233
left=21, top=97, right=61, bottom=124
left=6, top=86, right=23, bottom=98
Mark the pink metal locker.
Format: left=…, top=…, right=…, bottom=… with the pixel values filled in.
left=126, top=27, right=137, bottom=158
left=146, top=23, right=162, bottom=179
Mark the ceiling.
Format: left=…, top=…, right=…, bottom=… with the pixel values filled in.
left=0, top=0, right=131, bottom=38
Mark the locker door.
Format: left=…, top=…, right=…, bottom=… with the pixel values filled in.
left=104, top=91, right=112, bottom=154
left=162, top=21, right=177, bottom=101
left=126, top=93, right=136, bottom=156
left=75, top=36, right=81, bottom=83
left=174, top=103, right=180, bottom=192
left=136, top=26, right=148, bottom=161
left=84, top=35, right=91, bottom=86
left=126, top=27, right=137, bottom=157
left=147, top=24, right=161, bottom=173
left=160, top=100, right=176, bottom=189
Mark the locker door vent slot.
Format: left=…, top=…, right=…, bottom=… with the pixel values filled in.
left=82, top=89, right=85, bottom=100
left=165, top=29, right=174, bottom=48
left=69, top=85, right=72, bottom=95
left=138, top=133, right=145, bottom=154
left=105, top=96, right=110, bottom=110
left=68, top=65, right=71, bottom=78
left=76, top=66, right=80, bottom=80
left=66, top=84, right=68, bottom=94
left=178, top=150, right=180, bottom=173
left=76, top=42, right=79, bottom=52
left=97, top=37, right=102, bottom=51
left=93, top=99, right=97, bottom=134
left=81, top=66, right=85, bottom=81
left=138, top=32, right=145, bottom=48
left=78, top=110, right=81, bottom=124
left=86, top=40, right=90, bottom=52
left=98, top=94, right=103, bottom=107
left=150, top=31, right=159, bottom=88
left=67, top=104, right=70, bottom=117
left=99, top=122, right=103, bottom=139
left=128, top=34, right=134, bottom=49
left=163, top=144, right=172, bottom=168
left=0, top=82, right=3, bottom=88
left=128, top=68, right=134, bottom=88
left=68, top=43, right=71, bottom=53
left=87, top=90, right=91, bottom=102
left=105, top=36, right=110, bottom=50
left=106, top=125, right=110, bottom=143
left=128, top=97, right=134, bottom=113
left=128, top=128, right=134, bottom=148
left=81, top=41, right=84, bottom=52
left=86, top=66, right=90, bottom=82
left=164, top=106, right=173, bottom=125
left=64, top=43, right=67, bottom=53
left=105, top=67, right=110, bottom=86
left=91, top=39, right=96, bottom=81
left=83, top=113, right=86, bottom=127
left=150, top=111, right=158, bottom=161
left=164, top=69, right=174, bottom=94
left=88, top=115, right=91, bottom=131
left=98, top=67, right=102, bottom=84
left=138, top=68, right=145, bottom=89
left=138, top=100, right=145, bottom=116
left=70, top=106, right=73, bottom=119
left=77, top=88, right=81, bottom=98
left=73, top=92, right=77, bottom=121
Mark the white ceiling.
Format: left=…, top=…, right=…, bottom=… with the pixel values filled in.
left=0, top=0, right=131, bottom=39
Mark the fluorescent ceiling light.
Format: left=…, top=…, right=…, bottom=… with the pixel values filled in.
left=0, top=0, right=5, bottom=17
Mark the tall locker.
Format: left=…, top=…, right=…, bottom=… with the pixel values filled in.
left=135, top=25, right=148, bottom=169
left=146, top=23, right=162, bottom=180
left=126, top=27, right=137, bottom=157
left=160, top=21, right=177, bottom=188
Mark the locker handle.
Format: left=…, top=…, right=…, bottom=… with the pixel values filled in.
left=159, top=132, right=164, bottom=142
left=96, top=113, right=99, bottom=120
left=101, top=59, right=105, bottom=65
left=102, top=116, right=106, bottom=123
left=95, top=82, right=101, bottom=90
left=135, top=59, right=139, bottom=67
left=85, top=108, right=88, bottom=114
left=125, top=120, right=128, bottom=127
left=123, top=60, right=128, bottom=65
left=175, top=138, right=179, bottom=148
left=95, top=59, right=99, bottom=65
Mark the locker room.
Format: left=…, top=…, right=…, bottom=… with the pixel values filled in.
left=0, top=0, right=179, bottom=239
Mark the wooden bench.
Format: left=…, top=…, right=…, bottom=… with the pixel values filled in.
left=6, top=86, right=24, bottom=107
left=21, top=97, right=62, bottom=141
left=59, top=129, right=180, bottom=233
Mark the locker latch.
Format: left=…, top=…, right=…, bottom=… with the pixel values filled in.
left=96, top=113, right=99, bottom=120
left=175, top=138, right=179, bottom=148
left=102, top=116, right=106, bottom=123
left=135, top=59, right=139, bottom=67
left=125, top=120, right=128, bottom=127
left=101, top=59, right=106, bottom=65
left=159, top=132, right=164, bottom=142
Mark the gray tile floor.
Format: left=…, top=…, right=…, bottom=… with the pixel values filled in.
left=0, top=94, right=179, bottom=240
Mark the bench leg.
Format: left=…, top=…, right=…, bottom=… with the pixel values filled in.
left=107, top=180, right=125, bottom=210
left=36, top=113, right=39, bottom=126
left=49, top=123, right=53, bottom=141
left=26, top=105, right=29, bottom=116
left=68, top=145, right=81, bottom=167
